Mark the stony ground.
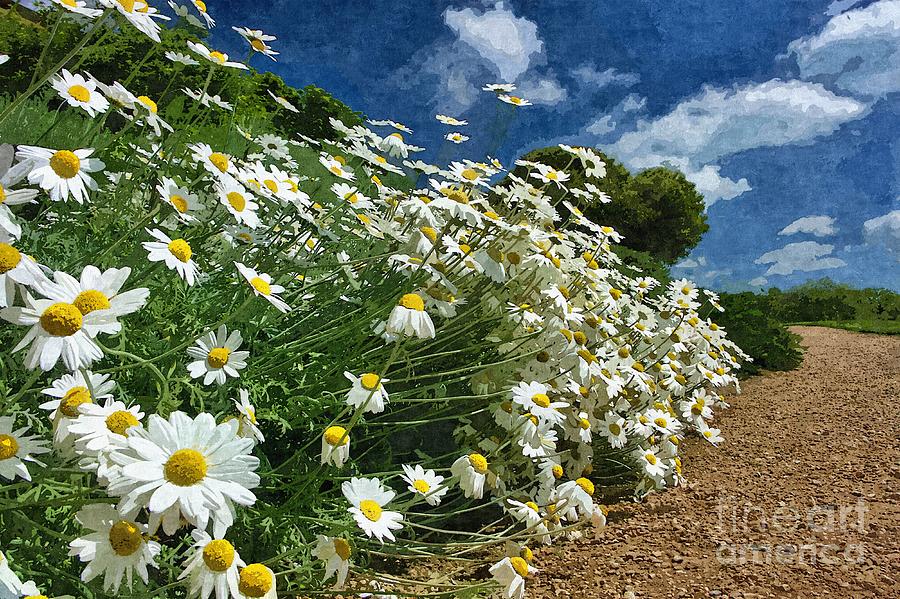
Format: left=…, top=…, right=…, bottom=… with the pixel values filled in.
left=529, top=327, right=900, bottom=599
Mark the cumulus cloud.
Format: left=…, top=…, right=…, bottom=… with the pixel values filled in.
left=516, top=75, right=567, bottom=106
left=863, top=209, right=900, bottom=258
left=789, top=0, right=900, bottom=98
left=607, top=79, right=867, bottom=206
left=748, top=276, right=769, bottom=287
left=755, top=241, right=847, bottom=275
left=571, top=65, right=639, bottom=90
left=779, top=215, right=838, bottom=237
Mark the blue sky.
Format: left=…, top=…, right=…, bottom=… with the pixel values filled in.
left=203, top=0, right=900, bottom=290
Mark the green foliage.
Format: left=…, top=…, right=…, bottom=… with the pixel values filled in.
left=765, top=279, right=900, bottom=324
left=509, top=146, right=708, bottom=263
left=714, top=293, right=804, bottom=374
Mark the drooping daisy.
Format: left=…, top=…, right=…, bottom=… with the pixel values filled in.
left=266, top=89, right=299, bottom=113
left=108, top=412, right=260, bottom=536
left=554, top=478, right=595, bottom=521
left=0, top=242, right=44, bottom=307
left=190, top=0, right=215, bottom=28
left=445, top=132, right=469, bottom=144
left=179, top=529, right=245, bottom=599
left=483, top=83, right=516, bottom=93
left=0, top=416, right=50, bottom=481
left=0, top=156, right=39, bottom=240
left=436, top=114, right=467, bottom=126
left=190, top=143, right=235, bottom=178
left=233, top=27, right=279, bottom=60
left=68, top=503, right=161, bottom=593
left=343, top=371, right=389, bottom=413
left=99, top=0, right=169, bottom=42
left=17, top=145, right=104, bottom=203
left=321, top=426, right=350, bottom=468
left=0, top=291, right=112, bottom=371
left=498, top=94, right=532, bottom=107
left=341, top=477, right=404, bottom=543
left=186, top=324, right=249, bottom=386
left=35, top=265, right=149, bottom=335
left=216, top=177, right=260, bottom=228
left=400, top=464, right=447, bottom=506
left=188, top=41, right=249, bottom=70
left=386, top=292, right=435, bottom=339
left=312, top=535, right=351, bottom=589
left=143, top=228, right=200, bottom=286
left=489, top=557, right=533, bottom=599
left=451, top=453, right=489, bottom=499
left=234, top=262, right=289, bottom=313
left=40, top=369, right=115, bottom=447
left=50, top=69, right=109, bottom=116
left=319, top=153, right=355, bottom=180
left=52, top=0, right=103, bottom=17
left=157, top=177, right=202, bottom=222
left=233, top=389, right=264, bottom=443
left=165, top=50, right=200, bottom=66
left=237, top=563, right=277, bottom=599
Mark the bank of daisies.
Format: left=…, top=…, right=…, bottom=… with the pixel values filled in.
left=0, top=3, right=747, bottom=598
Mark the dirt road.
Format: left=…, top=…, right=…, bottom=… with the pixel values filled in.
left=530, top=327, right=900, bottom=598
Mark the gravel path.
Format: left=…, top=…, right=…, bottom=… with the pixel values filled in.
left=530, top=327, right=900, bottom=599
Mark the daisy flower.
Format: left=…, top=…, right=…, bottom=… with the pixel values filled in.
left=343, top=371, right=389, bottom=413
left=386, top=293, right=435, bottom=339
left=0, top=242, right=44, bottom=307
left=400, top=464, right=447, bottom=506
left=99, top=0, right=169, bottom=42
left=489, top=557, right=533, bottom=599
left=143, top=228, right=199, bottom=286
left=600, top=412, right=627, bottom=449
left=190, top=143, right=235, bottom=178
left=186, top=324, right=249, bottom=386
left=165, top=50, right=200, bottom=66
left=266, top=89, right=299, bottom=113
left=179, top=529, right=245, bottom=599
left=168, top=2, right=206, bottom=28
left=321, top=426, right=350, bottom=468
left=483, top=83, right=516, bottom=92
left=216, top=177, right=260, bottom=228
left=52, top=0, right=103, bottom=16
left=555, top=478, right=595, bottom=521
left=108, top=412, right=260, bottom=536
left=40, top=369, right=115, bottom=447
left=190, top=0, right=215, bottom=28
left=531, top=164, right=570, bottom=188
left=450, top=453, right=489, bottom=499
left=0, top=549, right=25, bottom=596
left=445, top=132, right=469, bottom=144
left=0, top=291, right=112, bottom=371
left=233, top=389, right=264, bottom=443
left=498, top=94, right=532, bottom=107
left=0, top=416, right=50, bottom=481
left=237, top=563, right=277, bottom=599
left=234, top=262, right=289, bottom=313
left=634, top=447, right=668, bottom=479
left=50, top=69, right=109, bottom=116
left=17, top=145, right=104, bottom=203
left=312, top=535, right=351, bottom=589
left=188, top=41, right=248, bottom=70
left=319, top=154, right=355, bottom=180
left=35, top=265, right=149, bottom=334
left=341, top=477, right=404, bottom=543
left=436, top=114, right=467, bottom=126
left=233, top=27, right=279, bottom=60
left=68, top=504, right=161, bottom=593
left=510, top=381, right=568, bottom=426
left=68, top=398, right=144, bottom=455
left=0, top=155, right=39, bottom=240
left=157, top=177, right=202, bottom=222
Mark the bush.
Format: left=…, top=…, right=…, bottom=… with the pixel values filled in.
left=715, top=293, right=804, bottom=374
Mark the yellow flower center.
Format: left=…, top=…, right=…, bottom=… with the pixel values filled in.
left=323, top=426, right=349, bottom=446
left=520, top=546, right=534, bottom=562
left=250, top=39, right=267, bottom=52
left=531, top=393, right=550, bottom=408
left=510, top=556, right=529, bottom=577
left=49, top=150, right=80, bottom=179
left=551, top=464, right=563, bottom=479
left=202, top=539, right=236, bottom=572
left=24, top=596, right=49, bottom=599
left=461, top=168, right=479, bottom=181
left=73, top=289, right=110, bottom=315
left=0, top=243, right=22, bottom=273
left=525, top=501, right=539, bottom=512
left=209, top=51, right=227, bottom=64
left=250, top=276, right=271, bottom=295
left=654, top=417, right=668, bottom=428
left=468, top=453, right=488, bottom=474
left=645, top=452, right=657, bottom=465
left=207, top=347, right=231, bottom=368
left=137, top=95, right=158, bottom=113
left=108, top=520, right=142, bottom=556
left=0, top=434, right=18, bottom=460
left=208, top=152, right=230, bottom=173
left=413, top=479, right=431, bottom=494
left=576, top=477, right=595, bottom=496
left=164, top=448, right=208, bottom=486
left=0, top=183, right=5, bottom=204
left=168, top=238, right=192, bottom=263
left=360, top=373, right=380, bottom=391
left=60, top=0, right=77, bottom=6
left=263, top=179, right=279, bottom=194
left=116, top=0, right=135, bottom=12
left=399, top=292, right=424, bottom=311
left=238, top=564, right=273, bottom=598
left=226, top=191, right=246, bottom=212
left=333, top=538, right=351, bottom=561
left=60, top=386, right=92, bottom=417
left=420, top=226, right=437, bottom=242
left=67, top=84, right=91, bottom=103
left=507, top=251, right=521, bottom=265
left=194, top=0, right=206, bottom=11
left=608, top=422, right=621, bottom=436
left=40, top=302, right=83, bottom=336
left=170, top=194, right=188, bottom=213
left=359, top=499, right=382, bottom=522
left=579, top=418, right=591, bottom=430
left=105, top=410, right=139, bottom=436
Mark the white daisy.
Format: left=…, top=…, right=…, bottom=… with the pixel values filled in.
left=435, top=114, right=467, bottom=126
left=312, top=535, right=351, bottom=589
left=217, top=177, right=260, bottom=229
left=386, top=293, right=435, bottom=339
left=190, top=143, right=235, bottom=178
left=50, top=69, right=110, bottom=116
left=343, top=371, right=389, bottom=414
left=341, top=477, right=404, bottom=543
left=67, top=398, right=144, bottom=455
left=188, top=41, right=248, bottom=70
left=157, top=176, right=202, bottom=222
left=0, top=416, right=50, bottom=482
left=450, top=453, right=489, bottom=499
left=233, top=27, right=279, bottom=60
left=52, top=0, right=103, bottom=17
left=17, top=145, right=104, bottom=203
left=234, top=262, right=289, bottom=313
left=233, top=389, right=264, bottom=444
left=179, top=529, right=245, bottom=599
left=483, top=83, right=516, bottom=93
left=190, top=0, right=215, bottom=28
left=498, top=94, right=532, bottom=107
left=0, top=241, right=44, bottom=307
left=266, top=90, right=299, bottom=113
left=489, top=557, right=533, bottom=599
left=143, top=228, right=200, bottom=286
left=40, top=369, right=115, bottom=447
left=0, top=147, right=39, bottom=240
left=400, top=464, right=447, bottom=506
left=445, top=132, right=469, bottom=144
left=99, top=0, right=169, bottom=42
left=68, top=504, right=161, bottom=593
left=320, top=426, right=350, bottom=468
left=107, top=412, right=260, bottom=537
left=186, top=324, right=249, bottom=386
left=165, top=50, right=200, bottom=66
left=236, top=563, right=277, bottom=599
left=0, top=549, right=25, bottom=597
left=600, top=412, right=627, bottom=449
left=510, top=381, right=568, bottom=426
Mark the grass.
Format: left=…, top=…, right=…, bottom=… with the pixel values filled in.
left=790, top=320, right=900, bottom=335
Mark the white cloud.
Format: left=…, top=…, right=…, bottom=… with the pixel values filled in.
left=789, top=0, right=900, bottom=98
left=516, top=75, right=567, bottom=106
left=755, top=241, right=847, bottom=275
left=585, top=115, right=615, bottom=136
left=779, top=215, right=838, bottom=237
left=863, top=209, right=900, bottom=257
left=608, top=79, right=867, bottom=206
left=620, top=93, right=646, bottom=112
left=444, top=3, right=543, bottom=81
left=749, top=276, right=769, bottom=287
left=826, top=0, right=866, bottom=16
left=571, top=65, right=639, bottom=90
left=675, top=256, right=707, bottom=269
